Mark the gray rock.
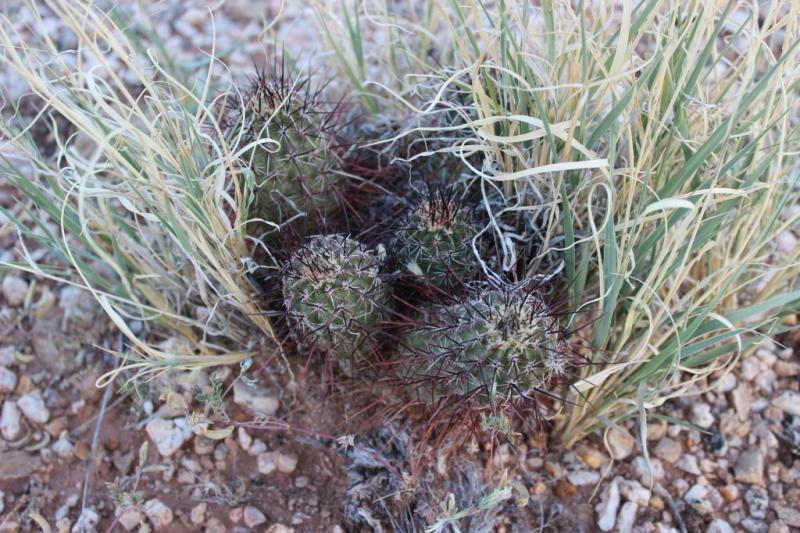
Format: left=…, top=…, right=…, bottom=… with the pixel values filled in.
left=1, top=275, right=28, bottom=306
left=17, top=389, right=50, bottom=424
left=755, top=369, right=776, bottom=394
left=774, top=505, right=800, bottom=527
left=233, top=380, right=278, bottom=417
left=190, top=503, right=207, bottom=526
left=52, top=432, right=75, bottom=458
left=653, top=437, right=682, bottom=463
left=675, top=454, right=701, bottom=475
left=690, top=403, right=715, bottom=429
left=145, top=417, right=192, bottom=457
left=144, top=498, right=173, bottom=528
left=72, top=508, right=99, bottom=533
left=735, top=447, right=764, bottom=485
left=741, top=518, right=768, bottom=533
left=619, top=479, right=650, bottom=506
left=1, top=400, right=22, bottom=440
left=567, top=469, right=600, bottom=486
left=607, top=427, right=635, bottom=460
left=768, top=521, right=790, bottom=533
left=0, top=366, right=17, bottom=393
left=744, top=487, right=768, bottom=519
left=741, top=357, right=762, bottom=381
left=276, top=451, right=298, bottom=474
left=243, top=506, right=267, bottom=528
left=595, top=477, right=621, bottom=531
left=0, top=347, right=15, bottom=365
left=684, top=484, right=713, bottom=514
left=716, top=373, right=737, bottom=393
left=116, top=507, right=145, bottom=531
left=706, top=519, right=734, bottom=533
left=631, top=456, right=665, bottom=485
left=617, top=502, right=637, bottom=533
left=733, top=383, right=754, bottom=421
left=205, top=517, right=226, bottom=533
left=257, top=452, right=276, bottom=475
left=773, top=391, right=800, bottom=417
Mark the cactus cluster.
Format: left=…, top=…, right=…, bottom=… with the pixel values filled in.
left=232, top=70, right=343, bottom=231
left=233, top=68, right=568, bottom=429
left=282, top=234, right=388, bottom=373
left=393, top=189, right=477, bottom=290
left=399, top=286, right=566, bottom=407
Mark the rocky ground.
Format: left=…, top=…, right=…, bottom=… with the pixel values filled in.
left=1, top=1, right=799, bottom=532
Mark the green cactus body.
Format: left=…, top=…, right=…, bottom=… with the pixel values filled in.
left=394, top=192, right=475, bottom=289
left=233, top=73, right=342, bottom=228
left=283, top=234, right=388, bottom=371
left=401, top=288, right=565, bottom=404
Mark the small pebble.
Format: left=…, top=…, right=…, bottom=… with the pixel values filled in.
left=773, top=391, right=800, bottom=417
left=276, top=451, right=298, bottom=474
left=265, top=525, right=294, bottom=533
left=190, top=503, right=207, bottom=526
left=631, top=456, right=665, bottom=485
left=257, top=452, right=276, bottom=475
left=1, top=275, right=28, bottom=306
left=706, top=519, right=734, bottom=533
left=233, top=380, right=279, bottom=417
left=0, top=366, right=17, bottom=393
left=243, top=506, right=267, bottom=528
left=144, top=498, right=173, bottom=528
left=654, top=437, right=682, bottom=464
left=675, top=454, right=701, bottom=476
left=690, top=403, right=715, bottom=429
left=684, top=484, right=713, bottom=514
left=145, top=417, right=192, bottom=457
left=17, top=389, right=50, bottom=424
left=774, top=504, right=800, bottom=528
left=619, top=479, right=650, bottom=506
left=595, top=477, right=621, bottom=531
left=735, top=447, right=765, bottom=485
left=567, top=469, right=600, bottom=486
left=744, top=486, right=768, bottom=519
left=607, top=428, right=635, bottom=460
left=1, top=400, right=22, bottom=440
left=555, top=479, right=577, bottom=498
left=115, top=507, right=144, bottom=531
left=617, top=502, right=637, bottom=533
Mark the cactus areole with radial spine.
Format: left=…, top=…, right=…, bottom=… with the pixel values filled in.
left=401, top=286, right=566, bottom=406
left=283, top=234, right=388, bottom=371
left=233, top=71, right=343, bottom=227
left=394, top=190, right=476, bottom=289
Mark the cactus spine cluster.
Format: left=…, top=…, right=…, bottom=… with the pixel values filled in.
left=393, top=190, right=476, bottom=289
left=400, top=286, right=566, bottom=405
left=233, top=72, right=342, bottom=228
left=282, top=234, right=388, bottom=371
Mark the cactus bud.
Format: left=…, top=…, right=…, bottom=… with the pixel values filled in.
left=393, top=189, right=477, bottom=290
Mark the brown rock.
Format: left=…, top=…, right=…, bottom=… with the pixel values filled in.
left=555, top=480, right=577, bottom=499
left=577, top=445, right=606, bottom=469
left=0, top=450, right=41, bottom=480
left=774, top=361, right=799, bottom=377
left=74, top=441, right=90, bottom=461
left=45, top=416, right=68, bottom=438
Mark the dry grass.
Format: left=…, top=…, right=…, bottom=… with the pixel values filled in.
left=311, top=0, right=800, bottom=446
